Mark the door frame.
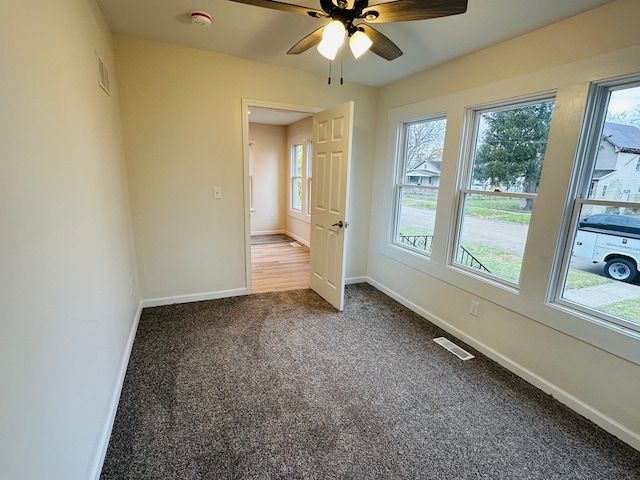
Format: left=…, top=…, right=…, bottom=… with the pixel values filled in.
left=241, top=99, right=321, bottom=292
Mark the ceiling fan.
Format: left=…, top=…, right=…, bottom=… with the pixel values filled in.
left=227, top=0, right=468, bottom=61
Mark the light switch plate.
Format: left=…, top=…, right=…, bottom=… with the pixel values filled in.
left=213, top=186, right=222, bottom=199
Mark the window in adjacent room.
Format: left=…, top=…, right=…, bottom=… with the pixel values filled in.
left=289, top=138, right=312, bottom=219
left=454, top=96, right=555, bottom=285
left=306, top=142, right=313, bottom=215
left=392, top=115, right=447, bottom=255
left=291, top=143, right=303, bottom=212
left=555, top=80, right=640, bottom=332
left=248, top=141, right=256, bottom=212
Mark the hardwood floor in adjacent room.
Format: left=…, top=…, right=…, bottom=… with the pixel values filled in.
left=251, top=241, right=310, bottom=293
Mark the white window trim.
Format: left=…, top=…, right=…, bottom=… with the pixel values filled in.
left=288, top=134, right=312, bottom=224
left=380, top=103, right=451, bottom=274
left=450, top=94, right=556, bottom=289
left=248, top=141, right=256, bottom=212
left=533, top=74, right=640, bottom=364
left=379, top=67, right=640, bottom=366
left=549, top=76, right=640, bottom=336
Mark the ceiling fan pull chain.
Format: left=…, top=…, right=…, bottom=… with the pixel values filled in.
left=327, top=59, right=332, bottom=84
left=340, top=49, right=344, bottom=85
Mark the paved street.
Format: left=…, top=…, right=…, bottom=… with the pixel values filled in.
left=399, top=205, right=528, bottom=254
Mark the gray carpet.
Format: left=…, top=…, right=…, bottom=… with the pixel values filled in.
left=101, top=284, right=640, bottom=479
left=250, top=234, right=295, bottom=245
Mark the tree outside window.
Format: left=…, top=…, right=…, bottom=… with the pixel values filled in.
left=455, top=98, right=555, bottom=285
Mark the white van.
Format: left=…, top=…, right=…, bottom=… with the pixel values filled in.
left=572, top=214, right=640, bottom=283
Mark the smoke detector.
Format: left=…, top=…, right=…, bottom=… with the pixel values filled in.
left=190, top=11, right=211, bottom=26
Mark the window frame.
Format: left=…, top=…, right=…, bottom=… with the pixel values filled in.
left=306, top=140, right=313, bottom=215
left=391, top=114, right=447, bottom=257
left=248, top=141, right=256, bottom=212
left=379, top=104, right=451, bottom=274
left=378, top=75, right=640, bottom=366
left=290, top=143, right=303, bottom=212
left=551, top=77, right=640, bottom=334
left=452, top=94, right=556, bottom=288
left=288, top=134, right=312, bottom=223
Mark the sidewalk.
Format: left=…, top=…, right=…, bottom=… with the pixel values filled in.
left=563, top=282, right=640, bottom=308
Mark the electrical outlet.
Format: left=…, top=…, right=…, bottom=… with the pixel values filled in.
left=470, top=300, right=479, bottom=317
left=270, top=214, right=274, bottom=221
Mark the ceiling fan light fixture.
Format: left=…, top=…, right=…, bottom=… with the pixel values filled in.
left=349, top=29, right=372, bottom=58
left=317, top=20, right=345, bottom=60
left=364, top=11, right=378, bottom=21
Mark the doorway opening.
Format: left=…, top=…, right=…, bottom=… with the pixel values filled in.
left=243, top=101, right=316, bottom=293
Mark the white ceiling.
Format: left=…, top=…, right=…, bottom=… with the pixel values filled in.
left=96, top=0, right=615, bottom=87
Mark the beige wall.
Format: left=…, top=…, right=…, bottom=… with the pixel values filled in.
left=249, top=123, right=287, bottom=234
left=368, top=0, right=640, bottom=450
left=115, top=36, right=378, bottom=301
left=0, top=0, right=138, bottom=478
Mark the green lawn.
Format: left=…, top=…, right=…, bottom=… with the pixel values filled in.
left=464, top=207, right=531, bottom=225
left=399, top=196, right=639, bottom=325
left=598, top=299, right=640, bottom=324
left=399, top=227, right=432, bottom=236
left=458, top=243, right=522, bottom=282
left=459, top=244, right=616, bottom=289
left=403, top=194, right=532, bottom=225
left=402, top=196, right=437, bottom=209
left=565, top=268, right=614, bottom=289
left=465, top=197, right=526, bottom=212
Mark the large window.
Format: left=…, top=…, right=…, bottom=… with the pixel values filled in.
left=248, top=141, right=255, bottom=212
left=455, top=97, right=555, bottom=285
left=556, top=80, right=640, bottom=332
left=291, top=143, right=303, bottom=211
left=392, top=116, right=447, bottom=255
left=289, top=138, right=312, bottom=218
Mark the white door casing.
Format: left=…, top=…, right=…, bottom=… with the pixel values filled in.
left=309, top=101, right=354, bottom=311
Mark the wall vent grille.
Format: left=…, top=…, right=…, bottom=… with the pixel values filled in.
left=433, top=337, right=475, bottom=361
left=96, top=53, right=110, bottom=95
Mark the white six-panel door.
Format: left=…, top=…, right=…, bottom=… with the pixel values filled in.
left=309, top=101, right=354, bottom=311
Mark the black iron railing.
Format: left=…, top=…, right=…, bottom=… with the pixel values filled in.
left=399, top=234, right=434, bottom=252
left=398, top=234, right=491, bottom=273
left=456, top=246, right=491, bottom=273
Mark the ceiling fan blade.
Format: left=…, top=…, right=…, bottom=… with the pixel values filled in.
left=287, top=27, right=324, bottom=54
left=359, top=24, right=402, bottom=61
left=227, top=0, right=327, bottom=18
left=362, top=0, right=467, bottom=23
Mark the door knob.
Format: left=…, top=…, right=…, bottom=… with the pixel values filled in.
left=332, top=221, right=344, bottom=228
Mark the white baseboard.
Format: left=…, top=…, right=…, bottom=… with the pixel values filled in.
left=366, top=277, right=640, bottom=452
left=90, top=302, right=142, bottom=480
left=141, top=288, right=248, bottom=308
left=286, top=231, right=310, bottom=247
left=250, top=229, right=286, bottom=236
left=346, top=276, right=368, bottom=285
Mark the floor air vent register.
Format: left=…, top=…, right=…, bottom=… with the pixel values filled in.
left=433, top=337, right=475, bottom=361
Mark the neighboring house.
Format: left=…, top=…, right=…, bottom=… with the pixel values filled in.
left=590, top=122, right=640, bottom=205
left=406, top=160, right=442, bottom=186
